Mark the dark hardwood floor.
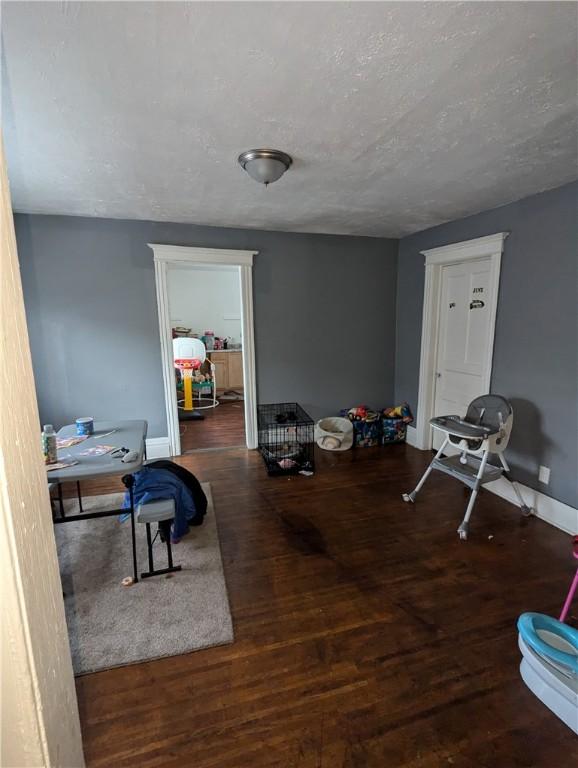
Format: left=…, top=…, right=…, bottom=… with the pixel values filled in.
left=71, top=445, right=578, bottom=767
left=179, top=399, right=245, bottom=452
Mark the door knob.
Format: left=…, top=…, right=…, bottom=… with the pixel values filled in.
left=436, top=372, right=442, bottom=378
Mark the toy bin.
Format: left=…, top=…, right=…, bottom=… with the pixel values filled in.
left=341, top=406, right=381, bottom=448
left=380, top=403, right=413, bottom=445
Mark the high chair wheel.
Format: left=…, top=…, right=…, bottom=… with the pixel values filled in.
left=457, top=524, right=468, bottom=540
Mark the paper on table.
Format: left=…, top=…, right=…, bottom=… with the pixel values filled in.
left=93, top=429, right=117, bottom=439
left=47, top=460, right=79, bottom=471
left=56, top=435, right=89, bottom=449
left=78, top=445, right=117, bottom=457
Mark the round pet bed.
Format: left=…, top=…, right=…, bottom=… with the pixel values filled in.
left=314, top=417, right=354, bottom=451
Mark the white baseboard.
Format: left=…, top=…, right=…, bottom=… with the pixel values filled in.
left=485, top=476, right=577, bottom=535
left=145, top=437, right=171, bottom=460
left=406, top=425, right=419, bottom=448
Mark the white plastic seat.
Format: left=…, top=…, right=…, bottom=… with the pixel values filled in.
left=136, top=498, right=175, bottom=524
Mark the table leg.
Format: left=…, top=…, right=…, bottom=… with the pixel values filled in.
left=146, top=523, right=154, bottom=573
left=76, top=481, right=84, bottom=513
left=167, top=535, right=174, bottom=569
left=58, top=483, right=65, bottom=518
left=129, top=478, right=138, bottom=583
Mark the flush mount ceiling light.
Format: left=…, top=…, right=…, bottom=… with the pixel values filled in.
left=238, top=148, right=292, bottom=186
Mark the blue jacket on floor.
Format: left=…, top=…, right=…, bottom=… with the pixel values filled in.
left=122, top=467, right=197, bottom=540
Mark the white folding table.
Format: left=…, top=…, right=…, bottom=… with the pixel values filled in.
left=50, top=420, right=147, bottom=583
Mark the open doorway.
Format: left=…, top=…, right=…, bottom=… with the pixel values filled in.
left=169, top=264, right=245, bottom=452
left=150, top=244, right=258, bottom=456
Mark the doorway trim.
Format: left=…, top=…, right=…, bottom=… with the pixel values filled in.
left=149, top=244, right=259, bottom=456
left=414, top=232, right=508, bottom=450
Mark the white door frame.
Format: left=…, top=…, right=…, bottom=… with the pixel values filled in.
left=414, top=232, right=508, bottom=450
left=149, top=244, right=259, bottom=456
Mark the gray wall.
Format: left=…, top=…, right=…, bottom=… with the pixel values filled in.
left=395, top=181, right=578, bottom=507
left=15, top=215, right=398, bottom=437
left=14, top=182, right=577, bottom=506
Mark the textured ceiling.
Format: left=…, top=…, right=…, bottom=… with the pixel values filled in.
left=2, top=1, right=577, bottom=237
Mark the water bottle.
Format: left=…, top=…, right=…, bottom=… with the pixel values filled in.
left=42, top=424, right=57, bottom=465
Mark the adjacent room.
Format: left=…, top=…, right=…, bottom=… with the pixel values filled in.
left=2, top=2, right=577, bottom=767
left=168, top=263, right=246, bottom=452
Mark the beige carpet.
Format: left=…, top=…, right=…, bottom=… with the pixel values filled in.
left=55, top=483, right=233, bottom=675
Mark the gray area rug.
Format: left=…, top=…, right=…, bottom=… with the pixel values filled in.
left=55, top=483, right=233, bottom=675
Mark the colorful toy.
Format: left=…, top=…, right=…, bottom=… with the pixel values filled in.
left=341, top=406, right=380, bottom=447
left=381, top=402, right=413, bottom=444
left=345, top=405, right=371, bottom=421
left=173, top=337, right=219, bottom=417
left=517, top=536, right=578, bottom=733
left=174, top=357, right=201, bottom=411
left=382, top=402, right=413, bottom=423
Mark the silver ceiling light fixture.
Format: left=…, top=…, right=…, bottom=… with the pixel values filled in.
left=238, top=148, right=292, bottom=186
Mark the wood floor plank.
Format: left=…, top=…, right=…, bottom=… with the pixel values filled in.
left=70, top=445, right=578, bottom=767
left=179, top=400, right=245, bottom=452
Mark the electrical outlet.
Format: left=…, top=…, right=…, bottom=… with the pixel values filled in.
left=538, top=465, right=550, bottom=485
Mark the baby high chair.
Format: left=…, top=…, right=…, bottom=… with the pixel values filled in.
left=402, top=394, right=532, bottom=540
left=173, top=337, right=218, bottom=415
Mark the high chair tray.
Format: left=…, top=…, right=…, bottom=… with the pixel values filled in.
left=432, top=454, right=503, bottom=489
left=430, top=415, right=494, bottom=439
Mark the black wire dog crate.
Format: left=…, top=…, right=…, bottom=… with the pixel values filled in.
left=257, top=402, right=315, bottom=476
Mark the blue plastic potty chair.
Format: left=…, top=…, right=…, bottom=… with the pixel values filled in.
left=517, top=612, right=578, bottom=733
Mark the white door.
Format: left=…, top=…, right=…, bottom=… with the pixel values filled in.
left=432, top=257, right=495, bottom=449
